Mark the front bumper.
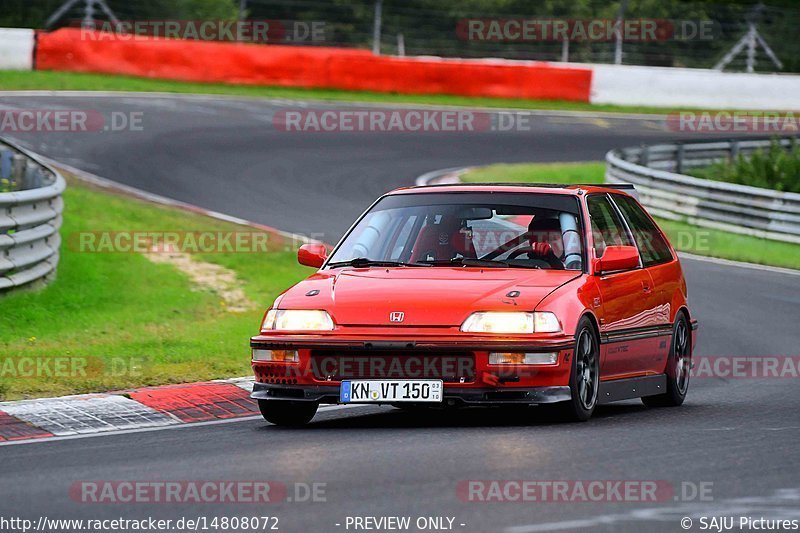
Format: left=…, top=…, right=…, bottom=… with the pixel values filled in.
left=250, top=332, right=576, bottom=404
left=250, top=333, right=575, bottom=352
left=249, top=320, right=698, bottom=405
left=251, top=382, right=571, bottom=406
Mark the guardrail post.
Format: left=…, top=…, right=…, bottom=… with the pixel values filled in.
left=12, top=154, right=26, bottom=190
left=0, top=149, right=11, bottom=180
left=25, top=162, right=43, bottom=189
left=675, top=143, right=685, bottom=174
left=639, top=144, right=649, bottom=167
left=729, top=139, right=740, bottom=163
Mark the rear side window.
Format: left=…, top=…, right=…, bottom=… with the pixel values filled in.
left=612, top=195, right=673, bottom=266
left=587, top=195, right=634, bottom=258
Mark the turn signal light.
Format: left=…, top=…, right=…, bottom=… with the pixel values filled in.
left=489, top=352, right=558, bottom=365
left=252, top=349, right=299, bottom=362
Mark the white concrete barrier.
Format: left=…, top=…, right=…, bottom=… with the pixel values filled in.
left=0, top=28, right=34, bottom=70
left=2, top=24, right=799, bottom=110
left=590, top=64, right=800, bottom=110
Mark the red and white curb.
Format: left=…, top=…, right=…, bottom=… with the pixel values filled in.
left=0, top=153, right=346, bottom=447
left=0, top=378, right=361, bottom=445
left=0, top=377, right=260, bottom=443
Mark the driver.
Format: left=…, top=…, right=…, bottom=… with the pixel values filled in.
left=525, top=217, right=565, bottom=269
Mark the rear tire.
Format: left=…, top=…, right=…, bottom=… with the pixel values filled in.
left=258, top=400, right=318, bottom=426
left=550, top=317, right=600, bottom=422
left=642, top=314, right=691, bottom=408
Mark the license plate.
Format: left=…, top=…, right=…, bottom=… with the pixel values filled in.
left=340, top=380, right=443, bottom=403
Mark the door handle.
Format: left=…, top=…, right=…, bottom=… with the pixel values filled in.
left=641, top=281, right=653, bottom=294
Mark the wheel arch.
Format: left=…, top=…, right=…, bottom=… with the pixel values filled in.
left=674, top=305, right=693, bottom=353
left=578, top=310, right=601, bottom=340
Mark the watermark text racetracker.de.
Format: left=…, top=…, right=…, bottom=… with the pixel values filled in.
left=457, top=480, right=713, bottom=503
left=69, top=231, right=326, bottom=254
left=0, top=355, right=147, bottom=379
left=668, top=111, right=800, bottom=133
left=0, top=110, right=144, bottom=133
left=691, top=356, right=800, bottom=379
left=456, top=18, right=717, bottom=42
left=79, top=19, right=327, bottom=43
left=70, top=480, right=326, bottom=504
left=275, top=109, right=567, bottom=133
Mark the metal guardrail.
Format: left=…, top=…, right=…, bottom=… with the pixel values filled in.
left=0, top=138, right=65, bottom=293
left=606, top=136, right=800, bottom=244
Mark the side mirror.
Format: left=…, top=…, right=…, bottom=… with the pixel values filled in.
left=593, top=245, right=639, bottom=274
left=298, top=243, right=328, bottom=268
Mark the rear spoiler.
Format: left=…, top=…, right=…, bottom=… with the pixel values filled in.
left=602, top=183, right=639, bottom=200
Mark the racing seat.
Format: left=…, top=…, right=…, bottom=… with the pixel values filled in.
left=409, top=215, right=476, bottom=262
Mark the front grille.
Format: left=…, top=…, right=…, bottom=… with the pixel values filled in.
left=310, top=351, right=475, bottom=383
left=254, top=363, right=299, bottom=385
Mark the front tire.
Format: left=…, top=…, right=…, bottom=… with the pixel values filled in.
left=258, top=400, right=318, bottom=426
left=642, top=314, right=691, bottom=408
left=550, top=317, right=600, bottom=422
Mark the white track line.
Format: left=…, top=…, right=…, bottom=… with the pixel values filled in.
left=0, top=90, right=668, bottom=120
left=0, top=405, right=366, bottom=448
left=678, top=251, right=800, bottom=277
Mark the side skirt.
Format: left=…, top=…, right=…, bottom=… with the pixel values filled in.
left=597, top=375, right=667, bottom=405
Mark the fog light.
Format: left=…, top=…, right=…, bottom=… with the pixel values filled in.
left=252, top=349, right=299, bottom=362
left=489, top=352, right=558, bottom=365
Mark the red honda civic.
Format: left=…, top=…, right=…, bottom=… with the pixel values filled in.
left=250, top=184, right=697, bottom=425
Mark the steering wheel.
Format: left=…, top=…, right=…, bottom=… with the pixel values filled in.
left=506, top=246, right=565, bottom=270
left=506, top=247, right=532, bottom=261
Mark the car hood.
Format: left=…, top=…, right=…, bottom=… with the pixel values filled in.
left=277, top=268, right=581, bottom=327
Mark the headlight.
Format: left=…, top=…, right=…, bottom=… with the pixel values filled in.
left=262, top=309, right=334, bottom=331
left=460, top=311, right=561, bottom=334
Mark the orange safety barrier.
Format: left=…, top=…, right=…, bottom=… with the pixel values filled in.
left=36, top=28, right=593, bottom=102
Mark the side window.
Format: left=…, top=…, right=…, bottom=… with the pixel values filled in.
left=587, top=195, right=634, bottom=258
left=612, top=195, right=673, bottom=266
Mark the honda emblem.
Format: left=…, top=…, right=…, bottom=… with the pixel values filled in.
left=390, top=312, right=405, bottom=323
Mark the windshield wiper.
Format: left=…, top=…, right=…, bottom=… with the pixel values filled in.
left=327, top=257, right=432, bottom=268
left=422, top=258, right=540, bottom=269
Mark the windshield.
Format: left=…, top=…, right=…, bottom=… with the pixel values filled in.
left=327, top=192, right=584, bottom=270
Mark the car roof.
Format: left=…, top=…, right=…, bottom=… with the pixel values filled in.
left=389, top=183, right=635, bottom=197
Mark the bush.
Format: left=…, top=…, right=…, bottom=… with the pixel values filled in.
left=693, top=139, right=800, bottom=193
left=0, top=178, right=17, bottom=193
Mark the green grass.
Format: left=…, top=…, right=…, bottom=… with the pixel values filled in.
left=463, top=161, right=800, bottom=270
left=0, top=176, right=310, bottom=400
left=0, top=70, right=751, bottom=115
left=463, top=161, right=606, bottom=185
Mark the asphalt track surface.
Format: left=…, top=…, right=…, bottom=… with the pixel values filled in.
left=1, top=93, right=799, bottom=533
